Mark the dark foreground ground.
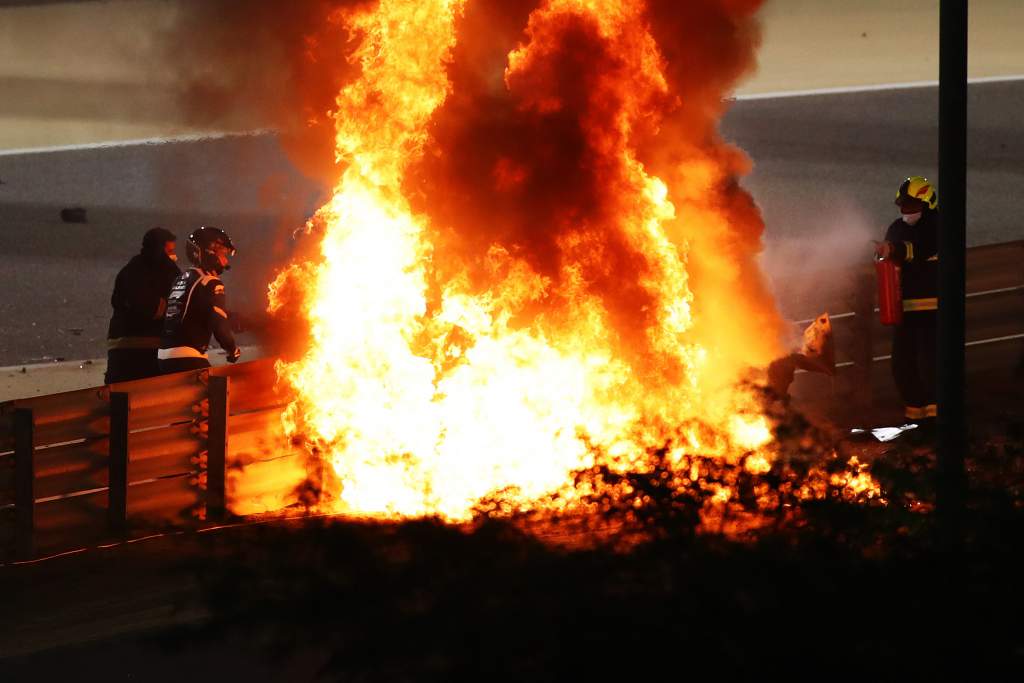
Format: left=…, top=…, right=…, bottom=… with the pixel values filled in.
left=2, top=401, right=1023, bottom=682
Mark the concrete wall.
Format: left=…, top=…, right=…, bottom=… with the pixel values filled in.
left=752, top=0, right=1024, bottom=94
left=1, top=0, right=1022, bottom=150
left=0, top=0, right=202, bottom=150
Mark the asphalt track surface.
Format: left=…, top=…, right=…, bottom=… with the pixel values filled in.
left=0, top=80, right=1021, bottom=366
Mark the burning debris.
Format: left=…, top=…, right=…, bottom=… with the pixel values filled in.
left=767, top=313, right=835, bottom=398
left=262, top=0, right=882, bottom=525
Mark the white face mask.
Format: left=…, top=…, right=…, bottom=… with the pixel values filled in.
left=901, top=212, right=922, bottom=226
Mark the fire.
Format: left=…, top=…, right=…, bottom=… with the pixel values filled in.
left=267, top=0, right=881, bottom=524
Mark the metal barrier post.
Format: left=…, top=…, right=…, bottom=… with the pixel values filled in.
left=14, top=408, right=34, bottom=561
left=937, top=0, right=968, bottom=523
left=207, top=375, right=229, bottom=522
left=108, top=392, right=130, bottom=535
left=851, top=266, right=875, bottom=411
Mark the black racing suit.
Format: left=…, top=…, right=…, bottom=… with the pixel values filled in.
left=105, top=250, right=181, bottom=383
left=158, top=268, right=238, bottom=374
left=884, top=209, right=939, bottom=421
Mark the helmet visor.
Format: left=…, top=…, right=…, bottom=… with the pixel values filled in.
left=211, top=240, right=235, bottom=258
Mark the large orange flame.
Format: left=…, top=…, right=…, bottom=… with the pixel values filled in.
left=268, top=0, right=871, bottom=523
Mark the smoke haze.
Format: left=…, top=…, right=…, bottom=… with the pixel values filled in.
left=163, top=0, right=785, bottom=380
left=158, top=0, right=366, bottom=186
left=760, top=201, right=877, bottom=324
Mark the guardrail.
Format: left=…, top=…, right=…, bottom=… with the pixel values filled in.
left=787, top=240, right=1024, bottom=416
left=0, top=358, right=305, bottom=562
left=2, top=240, right=1021, bottom=562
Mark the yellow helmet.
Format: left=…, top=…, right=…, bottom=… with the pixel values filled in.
left=895, top=176, right=938, bottom=210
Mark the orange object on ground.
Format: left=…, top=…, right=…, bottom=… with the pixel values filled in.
left=875, top=258, right=903, bottom=326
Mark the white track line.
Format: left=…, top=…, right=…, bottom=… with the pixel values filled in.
left=733, top=74, right=1024, bottom=101
left=965, top=332, right=1024, bottom=347
left=797, top=333, right=1024, bottom=373
left=791, top=285, right=1024, bottom=326
left=793, top=311, right=856, bottom=326
left=0, top=128, right=272, bottom=158
left=3, top=76, right=1022, bottom=156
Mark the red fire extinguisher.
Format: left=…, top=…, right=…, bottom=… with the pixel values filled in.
left=875, top=257, right=903, bottom=326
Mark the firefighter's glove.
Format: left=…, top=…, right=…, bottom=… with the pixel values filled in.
left=226, top=347, right=241, bottom=364
left=874, top=240, right=893, bottom=259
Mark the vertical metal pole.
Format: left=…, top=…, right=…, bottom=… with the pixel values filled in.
left=14, top=408, right=34, bottom=561
left=937, top=0, right=968, bottom=522
left=852, top=266, right=876, bottom=412
left=108, top=392, right=130, bottom=535
left=207, top=375, right=229, bottom=522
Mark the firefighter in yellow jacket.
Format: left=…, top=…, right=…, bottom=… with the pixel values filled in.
left=875, top=176, right=939, bottom=426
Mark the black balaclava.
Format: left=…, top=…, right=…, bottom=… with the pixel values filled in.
left=141, top=227, right=177, bottom=262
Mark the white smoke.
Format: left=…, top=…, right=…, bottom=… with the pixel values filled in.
left=760, top=200, right=879, bottom=348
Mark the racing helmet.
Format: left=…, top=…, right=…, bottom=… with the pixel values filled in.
left=186, top=226, right=236, bottom=274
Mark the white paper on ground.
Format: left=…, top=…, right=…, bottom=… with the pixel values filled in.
left=849, top=424, right=919, bottom=442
